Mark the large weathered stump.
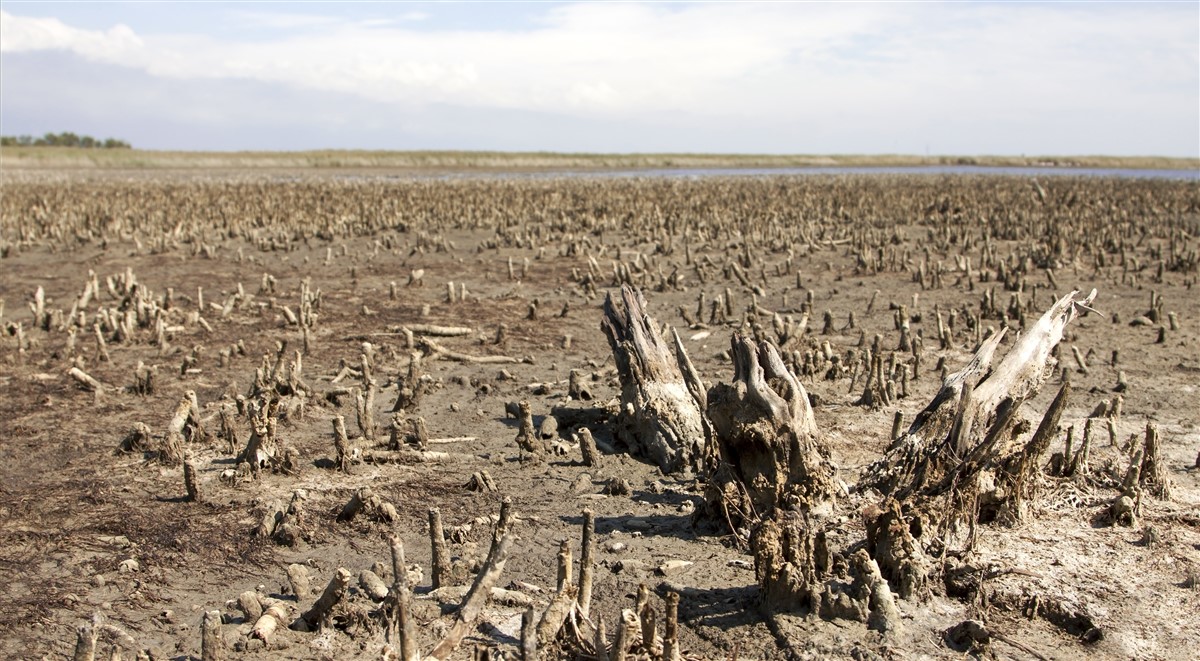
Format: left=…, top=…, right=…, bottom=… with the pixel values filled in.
left=702, top=333, right=840, bottom=533
left=601, top=285, right=706, bottom=474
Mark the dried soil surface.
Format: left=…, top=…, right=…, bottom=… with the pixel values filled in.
left=0, top=170, right=1197, bottom=660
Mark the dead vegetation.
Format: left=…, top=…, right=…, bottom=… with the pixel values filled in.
left=0, top=171, right=1198, bottom=660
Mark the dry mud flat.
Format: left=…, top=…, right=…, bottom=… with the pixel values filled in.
left=0, top=171, right=1197, bottom=661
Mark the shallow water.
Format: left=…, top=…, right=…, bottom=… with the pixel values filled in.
left=500, top=164, right=1200, bottom=181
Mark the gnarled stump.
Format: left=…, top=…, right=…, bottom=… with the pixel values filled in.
left=601, top=286, right=706, bottom=474
left=702, top=333, right=839, bottom=533
left=867, top=290, right=1097, bottom=505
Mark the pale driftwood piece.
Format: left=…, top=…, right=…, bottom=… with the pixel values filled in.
left=286, top=564, right=310, bottom=600
left=593, top=617, right=608, bottom=661
left=160, top=394, right=198, bottom=466
left=601, top=285, right=706, bottom=473
left=856, top=550, right=902, bottom=634
left=702, top=333, right=839, bottom=533
left=362, top=449, right=467, bottom=464
left=201, top=610, right=223, bottom=661
left=97, top=620, right=137, bottom=655
left=359, top=569, right=390, bottom=601
left=337, top=487, right=395, bottom=523
left=297, top=568, right=351, bottom=631
left=429, top=508, right=451, bottom=590
left=392, top=354, right=426, bottom=413
left=420, top=337, right=519, bottom=364
left=394, top=324, right=474, bottom=337
left=252, top=599, right=289, bottom=643
left=131, top=361, right=154, bottom=396
left=639, top=600, right=658, bottom=656
left=354, top=387, right=377, bottom=442
left=578, top=509, right=596, bottom=618
left=117, top=422, right=154, bottom=454
left=1010, top=381, right=1070, bottom=518
left=426, top=533, right=515, bottom=661
left=69, top=366, right=105, bottom=392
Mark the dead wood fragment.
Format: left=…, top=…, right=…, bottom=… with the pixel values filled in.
left=420, top=337, right=519, bottom=364
left=362, top=449, right=467, bottom=464
left=578, top=428, right=601, bottom=467
left=117, top=423, right=154, bottom=455
left=297, top=568, right=351, bottom=631
left=183, top=457, right=199, bottom=502
left=359, top=569, right=390, bottom=601
left=465, top=470, right=498, bottom=492
left=426, top=533, right=515, bottom=661
left=252, top=599, right=289, bottom=643
left=578, top=509, right=596, bottom=618
left=200, top=610, right=222, bottom=661
left=69, top=366, right=105, bottom=392
left=384, top=536, right=418, bottom=661
left=238, top=591, right=263, bottom=621
left=429, top=508, right=451, bottom=590
left=1140, top=422, right=1172, bottom=499
left=74, top=617, right=98, bottom=661
left=332, top=415, right=352, bottom=473
left=568, top=369, right=593, bottom=401
left=521, top=607, right=537, bottom=661
left=662, top=591, right=681, bottom=661
left=391, top=354, right=429, bottom=413
left=515, top=400, right=541, bottom=456
left=337, top=487, right=395, bottom=523
left=394, top=324, right=474, bottom=337
left=286, top=564, right=310, bottom=601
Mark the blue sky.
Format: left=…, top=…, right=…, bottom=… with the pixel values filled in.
left=1, top=2, right=1197, bottom=155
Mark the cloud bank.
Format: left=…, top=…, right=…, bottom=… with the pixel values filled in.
left=1, top=3, right=1196, bottom=155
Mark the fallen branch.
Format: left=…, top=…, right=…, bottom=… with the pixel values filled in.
left=426, top=533, right=515, bottom=660
left=420, top=337, right=520, bottom=364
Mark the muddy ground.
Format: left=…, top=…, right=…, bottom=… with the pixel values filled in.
left=0, top=170, right=1197, bottom=660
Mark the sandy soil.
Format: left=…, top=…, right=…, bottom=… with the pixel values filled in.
left=0, top=171, right=1197, bottom=660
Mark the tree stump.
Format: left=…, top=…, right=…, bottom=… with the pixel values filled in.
left=701, top=333, right=839, bottom=533
left=601, top=285, right=706, bottom=474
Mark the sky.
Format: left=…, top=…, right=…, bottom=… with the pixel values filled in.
left=0, top=1, right=1197, bottom=156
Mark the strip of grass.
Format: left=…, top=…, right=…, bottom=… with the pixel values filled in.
left=1, top=147, right=1195, bottom=171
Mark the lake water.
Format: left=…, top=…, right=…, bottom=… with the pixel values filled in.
left=511, top=164, right=1200, bottom=181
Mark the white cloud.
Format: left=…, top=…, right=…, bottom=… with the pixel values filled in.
left=0, top=10, right=142, bottom=59
left=1, top=3, right=1195, bottom=155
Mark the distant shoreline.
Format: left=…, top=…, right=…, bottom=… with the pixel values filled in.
left=1, top=147, right=1195, bottom=172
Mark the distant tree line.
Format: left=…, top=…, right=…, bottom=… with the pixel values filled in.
left=0, top=132, right=131, bottom=149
